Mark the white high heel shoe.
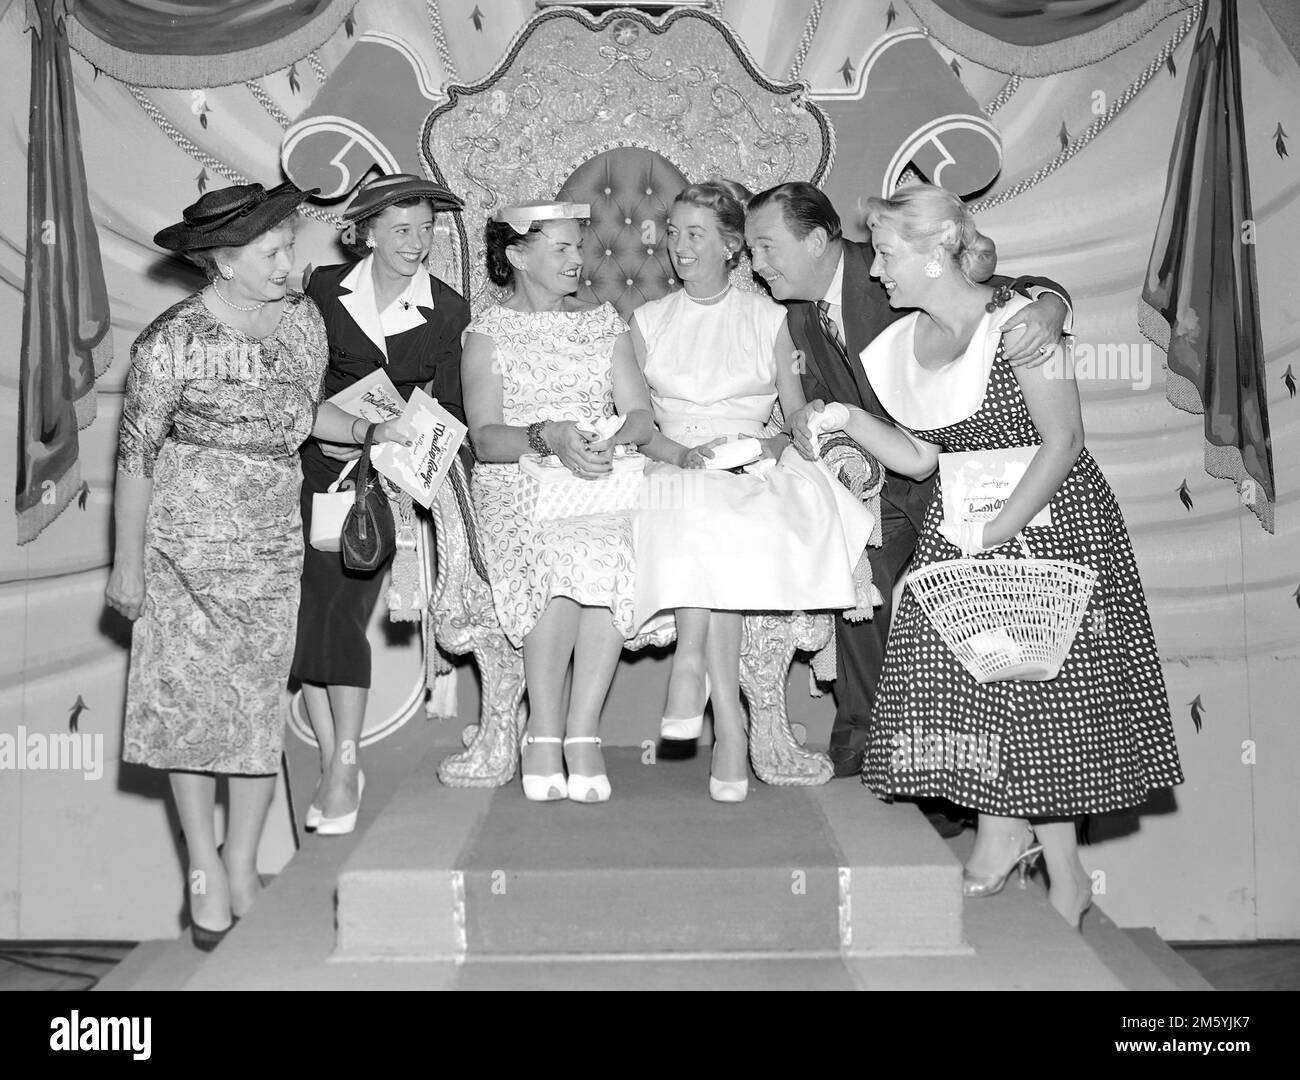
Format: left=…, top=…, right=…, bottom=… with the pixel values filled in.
left=521, top=735, right=567, bottom=801
left=563, top=736, right=611, bottom=803
left=708, top=775, right=749, bottom=803
left=659, top=674, right=711, bottom=744
left=315, top=771, right=365, bottom=836
left=709, top=737, right=748, bottom=803
left=304, top=801, right=323, bottom=831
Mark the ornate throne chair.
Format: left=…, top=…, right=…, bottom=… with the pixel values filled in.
left=423, top=6, right=882, bottom=788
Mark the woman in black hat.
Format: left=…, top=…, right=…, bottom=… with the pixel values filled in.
left=105, top=181, right=409, bottom=949
left=291, top=173, right=471, bottom=836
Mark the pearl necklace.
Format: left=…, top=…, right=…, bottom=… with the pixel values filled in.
left=683, top=282, right=732, bottom=304
left=211, top=283, right=268, bottom=312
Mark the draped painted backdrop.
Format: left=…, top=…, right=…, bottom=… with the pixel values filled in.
left=0, top=0, right=1296, bottom=941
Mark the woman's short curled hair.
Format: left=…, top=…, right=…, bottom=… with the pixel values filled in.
left=484, top=219, right=546, bottom=287
left=863, top=183, right=996, bottom=283
left=671, top=179, right=752, bottom=269
left=184, top=247, right=228, bottom=281
left=341, top=196, right=434, bottom=259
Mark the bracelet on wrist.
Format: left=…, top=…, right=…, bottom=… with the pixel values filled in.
left=351, top=416, right=365, bottom=443
left=526, top=421, right=552, bottom=457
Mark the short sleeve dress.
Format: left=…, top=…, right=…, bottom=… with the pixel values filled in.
left=466, top=303, right=672, bottom=650
left=859, top=297, right=1184, bottom=815
left=118, top=291, right=328, bottom=775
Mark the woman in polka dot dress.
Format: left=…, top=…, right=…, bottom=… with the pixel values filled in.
left=797, top=184, right=1183, bottom=930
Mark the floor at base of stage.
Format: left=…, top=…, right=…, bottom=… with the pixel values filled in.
left=99, top=742, right=1211, bottom=992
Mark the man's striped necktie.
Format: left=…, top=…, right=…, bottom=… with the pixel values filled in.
left=817, top=299, right=853, bottom=374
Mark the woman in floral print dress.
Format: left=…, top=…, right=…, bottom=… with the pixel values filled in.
left=106, top=182, right=407, bottom=947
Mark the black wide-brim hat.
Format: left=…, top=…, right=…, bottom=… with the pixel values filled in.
left=154, top=181, right=319, bottom=253
left=341, top=173, right=464, bottom=224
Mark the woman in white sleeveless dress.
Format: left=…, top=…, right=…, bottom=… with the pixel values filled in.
left=632, top=182, right=876, bottom=801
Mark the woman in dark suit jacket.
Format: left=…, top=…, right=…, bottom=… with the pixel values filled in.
left=293, top=173, right=470, bottom=835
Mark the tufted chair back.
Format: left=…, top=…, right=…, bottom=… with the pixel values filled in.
left=556, top=149, right=687, bottom=321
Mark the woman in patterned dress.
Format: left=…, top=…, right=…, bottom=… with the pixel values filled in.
left=461, top=202, right=668, bottom=803
left=794, top=184, right=1183, bottom=930
left=105, top=183, right=408, bottom=948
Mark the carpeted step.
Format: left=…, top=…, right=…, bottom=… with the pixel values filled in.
left=334, top=747, right=965, bottom=960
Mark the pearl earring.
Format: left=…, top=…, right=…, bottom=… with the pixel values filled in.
left=365, top=237, right=377, bottom=249
left=924, top=258, right=943, bottom=279
left=218, top=264, right=234, bottom=280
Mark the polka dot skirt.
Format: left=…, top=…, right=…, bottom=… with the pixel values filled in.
left=861, top=353, right=1185, bottom=816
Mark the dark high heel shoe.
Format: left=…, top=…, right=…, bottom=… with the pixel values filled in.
left=190, top=919, right=233, bottom=951
left=962, top=828, right=1043, bottom=898
left=189, top=850, right=233, bottom=950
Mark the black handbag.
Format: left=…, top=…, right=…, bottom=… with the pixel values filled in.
left=341, top=423, right=396, bottom=572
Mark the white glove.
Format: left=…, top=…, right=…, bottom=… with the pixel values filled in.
left=938, top=520, right=988, bottom=557
left=805, top=401, right=851, bottom=456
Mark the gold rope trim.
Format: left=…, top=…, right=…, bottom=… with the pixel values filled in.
left=969, top=6, right=1198, bottom=213
left=245, top=79, right=292, bottom=129
left=426, top=0, right=460, bottom=86
left=787, top=0, right=826, bottom=81
left=307, top=51, right=329, bottom=85
left=904, top=0, right=1194, bottom=76
left=64, top=0, right=356, bottom=89
left=983, top=74, right=1021, bottom=116
left=127, top=85, right=343, bottom=227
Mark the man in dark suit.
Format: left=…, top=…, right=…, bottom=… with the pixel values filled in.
left=745, top=183, right=1071, bottom=814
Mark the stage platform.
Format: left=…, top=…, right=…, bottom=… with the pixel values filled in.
left=99, top=743, right=1211, bottom=991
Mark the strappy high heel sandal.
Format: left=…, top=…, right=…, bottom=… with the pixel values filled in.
left=521, top=735, right=567, bottom=801
left=962, top=826, right=1043, bottom=898
left=563, top=736, right=611, bottom=803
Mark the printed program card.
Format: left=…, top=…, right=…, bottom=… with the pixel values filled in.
left=370, top=388, right=467, bottom=508
left=938, top=446, right=1052, bottom=528
left=329, top=373, right=465, bottom=507
left=327, top=369, right=405, bottom=424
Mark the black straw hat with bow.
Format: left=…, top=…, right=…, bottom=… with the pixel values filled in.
left=154, top=181, right=319, bottom=253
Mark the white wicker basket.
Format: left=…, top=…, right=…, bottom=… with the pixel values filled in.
left=904, top=533, right=1098, bottom=683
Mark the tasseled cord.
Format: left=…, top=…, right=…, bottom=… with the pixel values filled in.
left=808, top=492, right=885, bottom=695
left=386, top=487, right=427, bottom=620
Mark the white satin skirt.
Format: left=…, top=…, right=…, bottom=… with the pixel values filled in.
left=632, top=446, right=875, bottom=632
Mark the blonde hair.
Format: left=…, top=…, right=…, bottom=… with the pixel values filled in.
left=863, top=184, right=996, bottom=283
